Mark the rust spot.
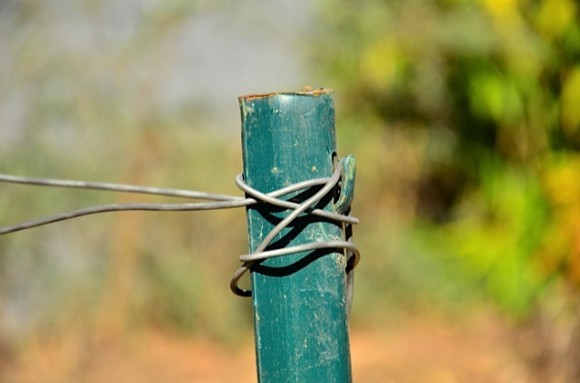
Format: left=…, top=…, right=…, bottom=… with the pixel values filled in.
left=239, top=88, right=333, bottom=101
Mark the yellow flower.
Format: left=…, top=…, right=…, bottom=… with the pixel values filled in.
left=480, top=0, right=521, bottom=24
left=536, top=0, right=577, bottom=38
left=561, top=67, right=580, bottom=136
left=359, top=39, right=407, bottom=91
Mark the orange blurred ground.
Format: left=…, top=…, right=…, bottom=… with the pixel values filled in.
left=3, top=314, right=529, bottom=383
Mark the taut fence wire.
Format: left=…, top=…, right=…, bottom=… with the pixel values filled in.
left=0, top=158, right=359, bottom=304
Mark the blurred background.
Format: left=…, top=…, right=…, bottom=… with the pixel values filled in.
left=0, top=0, right=579, bottom=382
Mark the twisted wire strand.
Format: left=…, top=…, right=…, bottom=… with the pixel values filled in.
left=0, top=163, right=360, bottom=306
left=0, top=174, right=357, bottom=235
left=230, top=161, right=350, bottom=297
left=0, top=173, right=239, bottom=201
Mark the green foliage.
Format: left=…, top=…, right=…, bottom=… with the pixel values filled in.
left=419, top=166, right=550, bottom=316
left=310, top=0, right=580, bottom=317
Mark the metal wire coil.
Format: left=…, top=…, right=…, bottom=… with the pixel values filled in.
left=231, top=159, right=359, bottom=305
left=0, top=160, right=359, bottom=304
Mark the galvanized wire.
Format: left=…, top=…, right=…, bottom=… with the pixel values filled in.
left=231, top=160, right=358, bottom=298
left=0, top=162, right=359, bottom=305
left=0, top=173, right=236, bottom=201
left=0, top=173, right=357, bottom=235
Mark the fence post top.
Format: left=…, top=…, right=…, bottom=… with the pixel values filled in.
left=238, top=88, right=334, bottom=102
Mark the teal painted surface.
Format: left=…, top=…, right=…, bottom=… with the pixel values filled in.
left=335, top=155, right=356, bottom=215
left=239, top=90, right=352, bottom=382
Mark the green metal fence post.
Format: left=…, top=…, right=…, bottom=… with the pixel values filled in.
left=239, top=89, right=352, bottom=382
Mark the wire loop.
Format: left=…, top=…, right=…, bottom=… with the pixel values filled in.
left=230, top=158, right=358, bottom=309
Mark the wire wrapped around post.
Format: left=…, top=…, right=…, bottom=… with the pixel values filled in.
left=239, top=89, right=355, bottom=383
left=230, top=157, right=359, bottom=307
